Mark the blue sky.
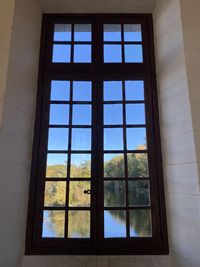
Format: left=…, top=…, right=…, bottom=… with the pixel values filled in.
left=42, top=24, right=148, bottom=239
left=48, top=80, right=146, bottom=165
left=52, top=23, right=143, bottom=63
left=53, top=44, right=143, bottom=63
left=54, top=23, right=141, bottom=42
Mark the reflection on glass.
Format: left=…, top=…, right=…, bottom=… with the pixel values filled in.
left=127, top=153, right=149, bottom=177
left=128, top=180, right=150, bottom=206
left=49, top=104, right=69, bottom=125
left=52, top=44, right=71, bottom=63
left=73, top=81, right=92, bottom=101
left=69, top=181, right=90, bottom=207
left=124, top=24, right=142, bottom=42
left=68, top=211, right=90, bottom=238
left=126, top=104, right=145, bottom=125
left=46, top=153, right=67, bottom=178
left=126, top=128, right=147, bottom=150
left=48, top=128, right=68, bottom=151
left=104, top=81, right=122, bottom=101
left=130, top=209, right=152, bottom=237
left=74, top=24, right=91, bottom=41
left=51, top=80, right=70, bottom=101
left=125, top=45, right=143, bottom=63
left=72, top=105, right=91, bottom=125
left=104, top=181, right=126, bottom=207
left=125, top=80, right=144, bottom=101
left=104, top=104, right=123, bottom=125
left=54, top=24, right=71, bottom=41
left=104, top=24, right=121, bottom=41
left=104, top=45, right=122, bottom=63
left=70, top=154, right=91, bottom=178
left=44, top=181, right=66, bottom=207
left=104, top=128, right=123, bottom=151
left=74, top=45, right=91, bottom=63
left=104, top=154, right=124, bottom=177
left=104, top=210, right=126, bottom=238
left=71, top=129, right=91, bottom=151
left=42, top=210, right=65, bottom=238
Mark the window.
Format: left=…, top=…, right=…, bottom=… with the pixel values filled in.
left=26, top=14, right=168, bottom=255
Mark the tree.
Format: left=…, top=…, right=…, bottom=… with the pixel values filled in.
left=46, top=164, right=67, bottom=178
left=44, top=148, right=151, bottom=237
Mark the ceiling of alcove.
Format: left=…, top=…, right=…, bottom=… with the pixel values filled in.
left=40, top=0, right=156, bottom=13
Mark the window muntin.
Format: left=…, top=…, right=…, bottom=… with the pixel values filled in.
left=102, top=78, right=151, bottom=239
left=52, top=24, right=92, bottom=63
left=103, top=24, right=143, bottom=63
left=43, top=80, right=93, bottom=239
left=26, top=15, right=168, bottom=255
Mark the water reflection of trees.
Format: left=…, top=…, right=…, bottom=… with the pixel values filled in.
left=45, top=152, right=151, bottom=237
left=68, top=210, right=90, bottom=238
left=106, top=209, right=151, bottom=237
left=43, top=210, right=65, bottom=237
left=45, top=210, right=90, bottom=238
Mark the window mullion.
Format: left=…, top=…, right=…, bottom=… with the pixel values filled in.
left=64, top=80, right=73, bottom=238
left=122, top=80, right=130, bottom=238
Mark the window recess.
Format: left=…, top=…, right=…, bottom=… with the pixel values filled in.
left=25, top=14, right=168, bottom=255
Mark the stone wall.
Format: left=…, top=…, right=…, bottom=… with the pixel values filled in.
left=0, top=0, right=42, bottom=266
left=154, top=0, right=200, bottom=266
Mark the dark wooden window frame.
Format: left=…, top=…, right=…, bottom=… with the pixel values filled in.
left=25, top=14, right=169, bottom=255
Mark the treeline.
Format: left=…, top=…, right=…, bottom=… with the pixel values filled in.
left=44, top=151, right=151, bottom=238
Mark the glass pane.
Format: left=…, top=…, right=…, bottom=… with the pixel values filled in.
left=74, top=24, right=91, bottom=41
left=104, top=210, right=126, bottom=238
left=51, top=80, right=70, bottom=101
left=54, top=24, right=71, bottom=41
left=73, top=81, right=92, bottom=101
left=42, top=210, right=65, bottom=238
left=72, top=105, right=91, bottom=125
left=74, top=45, right=91, bottom=63
left=126, top=128, right=147, bottom=150
left=124, top=24, right=142, bottom=42
left=126, top=104, right=145, bottom=125
left=52, top=44, right=71, bottom=63
left=44, top=181, right=66, bottom=207
left=124, top=45, right=143, bottom=63
left=127, top=153, right=149, bottom=177
left=70, top=154, right=91, bottom=178
left=48, top=128, right=68, bottom=151
left=104, top=45, right=122, bottom=63
left=68, top=211, right=90, bottom=238
left=128, top=180, right=150, bottom=206
left=104, top=81, right=122, bottom=101
left=104, top=104, right=123, bottom=125
left=130, top=210, right=152, bottom=237
left=71, top=129, right=91, bottom=151
left=49, top=104, right=69, bottom=125
left=104, top=154, right=124, bottom=177
left=104, top=181, right=126, bottom=207
left=104, top=24, right=121, bottom=41
left=46, top=153, right=67, bottom=178
left=69, top=181, right=90, bottom=207
left=104, top=128, right=123, bottom=151
left=125, top=80, right=144, bottom=101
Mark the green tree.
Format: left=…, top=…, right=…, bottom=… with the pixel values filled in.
left=46, top=164, right=67, bottom=178
left=104, top=155, right=124, bottom=177
left=44, top=148, right=151, bottom=238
